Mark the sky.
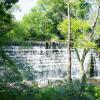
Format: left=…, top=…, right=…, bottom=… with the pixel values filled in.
left=13, top=0, right=37, bottom=20
left=13, top=0, right=97, bottom=21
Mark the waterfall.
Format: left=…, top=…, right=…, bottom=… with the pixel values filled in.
left=0, top=43, right=100, bottom=84
left=94, top=53, right=100, bottom=77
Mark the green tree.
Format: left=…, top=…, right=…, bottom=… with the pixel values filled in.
left=58, top=0, right=100, bottom=82
left=0, top=0, right=22, bottom=84
left=64, top=0, right=72, bottom=82
left=37, top=0, right=67, bottom=40
left=0, top=0, right=18, bottom=44
left=6, top=21, right=30, bottom=42
left=21, top=0, right=90, bottom=41
left=21, top=8, right=55, bottom=41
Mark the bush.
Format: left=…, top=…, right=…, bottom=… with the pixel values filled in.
left=0, top=81, right=100, bottom=100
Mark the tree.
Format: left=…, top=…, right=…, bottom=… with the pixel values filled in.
left=58, top=17, right=91, bottom=81
left=64, top=0, right=72, bottom=82
left=0, top=0, right=22, bottom=84
left=21, top=8, right=55, bottom=41
left=58, top=0, right=91, bottom=82
left=21, top=0, right=90, bottom=41
left=37, top=0, right=67, bottom=40
left=6, top=21, right=30, bottom=42
left=0, top=0, right=18, bottom=44
left=75, top=1, right=100, bottom=82
left=58, top=0, right=100, bottom=82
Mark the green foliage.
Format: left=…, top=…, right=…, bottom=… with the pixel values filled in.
left=0, top=83, right=40, bottom=100
left=36, top=83, right=100, bottom=100
left=76, top=34, right=96, bottom=48
left=72, top=0, right=91, bottom=19
left=21, top=8, right=55, bottom=41
left=20, top=0, right=90, bottom=41
left=58, top=18, right=96, bottom=48
left=94, top=86, right=100, bottom=100
left=58, top=18, right=90, bottom=35
left=95, top=37, right=100, bottom=52
left=0, top=0, right=19, bottom=44
left=94, top=13, right=100, bottom=50
left=6, top=22, right=30, bottom=42
left=0, top=80, right=100, bottom=100
left=0, top=0, right=22, bottom=87
left=0, top=0, right=99, bottom=99
left=64, top=0, right=91, bottom=19
left=95, top=25, right=100, bottom=35
left=0, top=83, right=100, bottom=100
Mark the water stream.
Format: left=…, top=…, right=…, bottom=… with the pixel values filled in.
left=0, top=43, right=100, bottom=84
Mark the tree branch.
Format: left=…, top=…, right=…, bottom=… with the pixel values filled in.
left=75, top=48, right=81, bottom=62
left=90, top=5, right=100, bottom=39
left=75, top=48, right=90, bottom=64
left=81, top=49, right=90, bottom=63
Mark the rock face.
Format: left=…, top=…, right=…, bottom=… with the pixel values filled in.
left=0, top=45, right=100, bottom=83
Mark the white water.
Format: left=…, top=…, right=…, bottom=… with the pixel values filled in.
left=2, top=46, right=100, bottom=83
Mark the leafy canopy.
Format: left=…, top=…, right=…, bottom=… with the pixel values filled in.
left=20, top=0, right=90, bottom=41
left=58, top=17, right=96, bottom=48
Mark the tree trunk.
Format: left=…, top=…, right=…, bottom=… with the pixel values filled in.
left=75, top=48, right=88, bottom=82
left=67, top=2, right=72, bottom=82
left=79, top=60, right=87, bottom=83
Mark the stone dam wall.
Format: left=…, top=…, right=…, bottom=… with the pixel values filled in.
left=0, top=44, right=100, bottom=83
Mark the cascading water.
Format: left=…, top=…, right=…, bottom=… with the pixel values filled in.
left=94, top=52, right=100, bottom=77
left=0, top=42, right=100, bottom=84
